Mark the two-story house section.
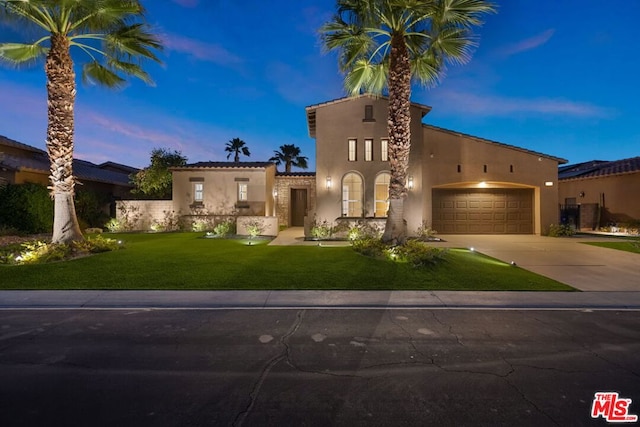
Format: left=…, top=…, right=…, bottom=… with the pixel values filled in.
left=306, top=94, right=567, bottom=235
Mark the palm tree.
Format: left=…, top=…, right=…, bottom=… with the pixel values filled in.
left=321, top=0, right=495, bottom=243
left=269, top=144, right=309, bottom=173
left=0, top=0, right=162, bottom=244
left=225, top=137, right=250, bottom=162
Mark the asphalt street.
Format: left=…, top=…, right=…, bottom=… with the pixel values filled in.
left=1, top=308, right=639, bottom=426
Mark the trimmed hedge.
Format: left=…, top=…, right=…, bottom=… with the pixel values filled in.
left=0, top=183, right=53, bottom=234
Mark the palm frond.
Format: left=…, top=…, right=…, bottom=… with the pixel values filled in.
left=106, top=57, right=154, bottom=85
left=0, top=42, right=48, bottom=65
left=105, top=23, right=162, bottom=62
left=82, top=61, right=126, bottom=88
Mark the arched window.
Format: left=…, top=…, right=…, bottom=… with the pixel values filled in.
left=375, top=172, right=391, bottom=217
left=342, top=172, right=363, bottom=217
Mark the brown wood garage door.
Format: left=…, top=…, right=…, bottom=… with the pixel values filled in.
left=432, top=189, right=533, bottom=234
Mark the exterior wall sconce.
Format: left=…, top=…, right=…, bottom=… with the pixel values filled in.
left=579, top=191, right=585, bottom=198
left=407, top=175, right=414, bottom=190
left=326, top=176, right=332, bottom=189
left=273, top=190, right=278, bottom=197
left=545, top=181, right=554, bottom=187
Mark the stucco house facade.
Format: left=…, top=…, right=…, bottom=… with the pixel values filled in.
left=307, top=95, right=567, bottom=235
left=558, top=157, right=640, bottom=230
left=133, top=95, right=567, bottom=236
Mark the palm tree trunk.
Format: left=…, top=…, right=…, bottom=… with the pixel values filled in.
left=45, top=34, right=83, bottom=244
left=234, top=152, right=239, bottom=162
left=382, top=32, right=412, bottom=244
left=285, top=160, right=292, bottom=173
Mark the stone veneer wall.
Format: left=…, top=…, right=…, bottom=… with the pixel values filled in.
left=274, top=174, right=316, bottom=227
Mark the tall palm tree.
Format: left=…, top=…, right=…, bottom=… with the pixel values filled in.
left=321, top=0, right=495, bottom=243
left=269, top=144, right=309, bottom=173
left=225, top=137, right=250, bottom=162
left=0, top=0, right=162, bottom=244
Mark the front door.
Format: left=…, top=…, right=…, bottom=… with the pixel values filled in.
left=291, top=189, right=307, bottom=226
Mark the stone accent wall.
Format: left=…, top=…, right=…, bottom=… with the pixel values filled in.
left=115, top=200, right=174, bottom=231
left=274, top=175, right=316, bottom=227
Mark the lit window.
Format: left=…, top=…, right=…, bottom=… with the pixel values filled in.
left=194, top=182, right=204, bottom=202
left=342, top=172, right=363, bottom=217
left=365, top=139, right=373, bottom=161
left=238, top=183, right=248, bottom=201
left=375, top=172, right=390, bottom=217
left=381, top=139, right=388, bottom=162
left=348, top=139, right=357, bottom=161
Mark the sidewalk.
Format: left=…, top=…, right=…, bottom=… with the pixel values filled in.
left=2, top=290, right=640, bottom=310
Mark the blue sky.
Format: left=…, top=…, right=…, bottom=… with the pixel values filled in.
left=0, top=0, right=638, bottom=170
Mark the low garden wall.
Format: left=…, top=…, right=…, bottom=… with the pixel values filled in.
left=115, top=200, right=174, bottom=231
left=236, top=216, right=279, bottom=237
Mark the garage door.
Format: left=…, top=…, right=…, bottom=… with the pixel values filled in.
left=432, top=189, right=533, bottom=234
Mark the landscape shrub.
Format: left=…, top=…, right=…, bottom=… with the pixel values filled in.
left=547, top=224, right=576, bottom=237
left=0, top=183, right=53, bottom=234
left=74, top=189, right=110, bottom=229
left=212, top=219, right=235, bottom=237
left=310, top=218, right=333, bottom=239
left=415, top=221, right=438, bottom=240
left=388, top=240, right=448, bottom=268
left=1, top=236, right=122, bottom=265
left=351, top=236, right=387, bottom=259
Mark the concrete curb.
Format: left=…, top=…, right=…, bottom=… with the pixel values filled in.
left=2, top=290, right=640, bottom=310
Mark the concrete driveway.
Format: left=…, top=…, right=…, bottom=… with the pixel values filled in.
left=433, top=235, right=640, bottom=291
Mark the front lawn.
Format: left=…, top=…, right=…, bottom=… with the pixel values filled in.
left=0, top=232, right=574, bottom=291
left=582, top=241, right=640, bottom=254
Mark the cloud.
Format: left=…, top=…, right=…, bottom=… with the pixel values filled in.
left=171, top=0, right=199, bottom=7
left=433, top=89, right=613, bottom=118
left=161, top=33, right=243, bottom=68
left=497, top=29, right=555, bottom=57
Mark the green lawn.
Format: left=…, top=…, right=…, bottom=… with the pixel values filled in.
left=582, top=241, right=640, bottom=254
left=0, top=232, right=574, bottom=291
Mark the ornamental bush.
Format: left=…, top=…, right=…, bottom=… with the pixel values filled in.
left=0, top=183, right=53, bottom=234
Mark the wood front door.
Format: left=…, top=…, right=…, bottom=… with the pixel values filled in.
left=291, top=189, right=308, bottom=226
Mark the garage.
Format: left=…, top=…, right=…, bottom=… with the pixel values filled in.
left=432, top=188, right=534, bottom=234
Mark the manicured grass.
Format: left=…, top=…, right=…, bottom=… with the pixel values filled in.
left=582, top=241, right=640, bottom=254
left=0, top=232, right=574, bottom=291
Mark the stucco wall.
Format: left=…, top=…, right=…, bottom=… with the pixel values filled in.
left=115, top=200, right=174, bottom=231
left=559, top=173, right=640, bottom=224
left=310, top=96, right=562, bottom=235
left=422, top=126, right=561, bottom=234
left=172, top=165, right=276, bottom=218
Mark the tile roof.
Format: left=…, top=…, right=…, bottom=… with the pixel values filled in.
left=174, top=161, right=275, bottom=170
left=423, top=124, right=569, bottom=164
left=0, top=134, right=46, bottom=155
left=559, top=157, right=640, bottom=180
left=276, top=171, right=316, bottom=177
left=0, top=152, right=134, bottom=187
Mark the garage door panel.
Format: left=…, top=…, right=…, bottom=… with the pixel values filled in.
left=433, top=189, right=533, bottom=234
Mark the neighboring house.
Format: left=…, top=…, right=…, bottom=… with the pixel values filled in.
left=558, top=157, right=640, bottom=229
left=0, top=134, right=137, bottom=213
left=307, top=95, right=567, bottom=235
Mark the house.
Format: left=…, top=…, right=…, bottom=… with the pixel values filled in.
left=0, top=134, right=138, bottom=215
left=307, top=95, right=567, bottom=235
left=558, top=157, right=640, bottom=230
left=128, top=95, right=568, bottom=236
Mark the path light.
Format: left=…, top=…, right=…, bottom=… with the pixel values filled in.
left=470, top=247, right=475, bottom=252
left=511, top=261, right=517, bottom=266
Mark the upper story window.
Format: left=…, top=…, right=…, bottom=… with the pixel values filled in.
left=238, top=183, right=248, bottom=201
left=194, top=182, right=204, bottom=203
left=364, top=139, right=373, bottom=162
left=363, top=104, right=375, bottom=122
left=348, top=139, right=357, bottom=162
left=381, top=139, right=389, bottom=162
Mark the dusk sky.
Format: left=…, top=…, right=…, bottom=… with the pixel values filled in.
left=0, top=0, right=638, bottom=170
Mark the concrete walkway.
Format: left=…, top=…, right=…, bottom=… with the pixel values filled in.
left=2, top=290, right=640, bottom=310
